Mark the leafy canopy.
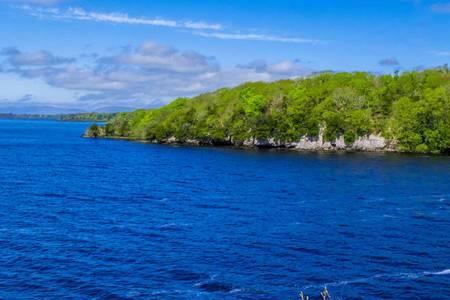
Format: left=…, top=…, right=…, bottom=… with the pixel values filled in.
left=91, top=67, right=450, bottom=153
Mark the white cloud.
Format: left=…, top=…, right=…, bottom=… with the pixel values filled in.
left=0, top=47, right=75, bottom=66
left=193, top=32, right=325, bottom=44
left=0, top=42, right=312, bottom=110
left=183, top=21, right=222, bottom=30
left=19, top=6, right=326, bottom=45
left=378, top=57, right=400, bottom=66
left=100, top=42, right=219, bottom=74
left=431, top=51, right=450, bottom=57
left=237, top=59, right=309, bottom=76
left=0, top=0, right=65, bottom=5
left=21, top=6, right=223, bottom=30
left=430, top=3, right=450, bottom=13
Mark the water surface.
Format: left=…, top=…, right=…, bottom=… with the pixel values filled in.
left=0, top=120, right=449, bottom=299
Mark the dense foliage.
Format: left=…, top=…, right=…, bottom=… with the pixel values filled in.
left=92, top=68, right=450, bottom=153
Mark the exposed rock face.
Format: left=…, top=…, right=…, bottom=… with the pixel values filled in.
left=351, top=134, right=388, bottom=151
left=243, top=137, right=282, bottom=148
left=185, top=139, right=201, bottom=145
left=243, top=133, right=390, bottom=152
left=96, top=130, right=393, bottom=152
left=334, top=135, right=347, bottom=150
left=166, top=136, right=177, bottom=143
left=289, top=136, right=325, bottom=150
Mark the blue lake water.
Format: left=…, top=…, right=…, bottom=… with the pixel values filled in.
left=0, top=119, right=449, bottom=299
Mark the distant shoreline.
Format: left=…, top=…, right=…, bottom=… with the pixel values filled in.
left=0, top=112, right=116, bottom=122
left=0, top=117, right=101, bottom=122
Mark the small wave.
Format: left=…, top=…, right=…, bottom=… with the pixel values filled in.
left=150, top=289, right=170, bottom=296
left=35, top=192, right=65, bottom=199
left=426, top=269, right=450, bottom=275
left=125, top=290, right=142, bottom=297
left=382, top=214, right=397, bottom=218
left=195, top=281, right=234, bottom=293
left=292, top=247, right=323, bottom=256
left=158, top=223, right=192, bottom=230
left=300, top=268, right=450, bottom=291
left=193, top=203, right=229, bottom=210
left=169, top=269, right=205, bottom=282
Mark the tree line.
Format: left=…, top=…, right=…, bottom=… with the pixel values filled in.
left=87, top=67, right=450, bottom=153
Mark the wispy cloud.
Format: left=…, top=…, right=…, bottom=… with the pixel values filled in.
left=430, top=3, right=450, bottom=13
left=19, top=6, right=325, bottom=45
left=379, top=57, right=400, bottom=66
left=193, top=32, right=325, bottom=44
left=99, top=42, right=220, bottom=74
left=0, top=47, right=75, bottom=66
left=237, top=59, right=309, bottom=76
left=21, top=6, right=223, bottom=30
left=431, top=51, right=450, bottom=57
left=0, top=0, right=65, bottom=6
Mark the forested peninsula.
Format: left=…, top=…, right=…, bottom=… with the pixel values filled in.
left=86, top=68, right=450, bottom=154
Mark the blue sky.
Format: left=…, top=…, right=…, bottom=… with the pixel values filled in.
left=0, top=0, right=449, bottom=113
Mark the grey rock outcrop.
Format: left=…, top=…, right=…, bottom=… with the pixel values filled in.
left=244, top=133, right=389, bottom=152
left=351, top=134, right=388, bottom=151
left=148, top=132, right=392, bottom=152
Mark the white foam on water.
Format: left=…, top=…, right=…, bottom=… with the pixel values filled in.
left=382, top=214, right=397, bottom=218
left=158, top=222, right=192, bottom=229
left=300, top=268, right=450, bottom=291
left=428, top=269, right=450, bottom=275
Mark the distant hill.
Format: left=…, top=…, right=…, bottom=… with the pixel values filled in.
left=58, top=113, right=117, bottom=122
left=0, top=112, right=116, bottom=122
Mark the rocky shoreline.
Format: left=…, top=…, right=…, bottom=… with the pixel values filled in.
left=85, top=126, right=398, bottom=153
left=239, top=133, right=396, bottom=152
